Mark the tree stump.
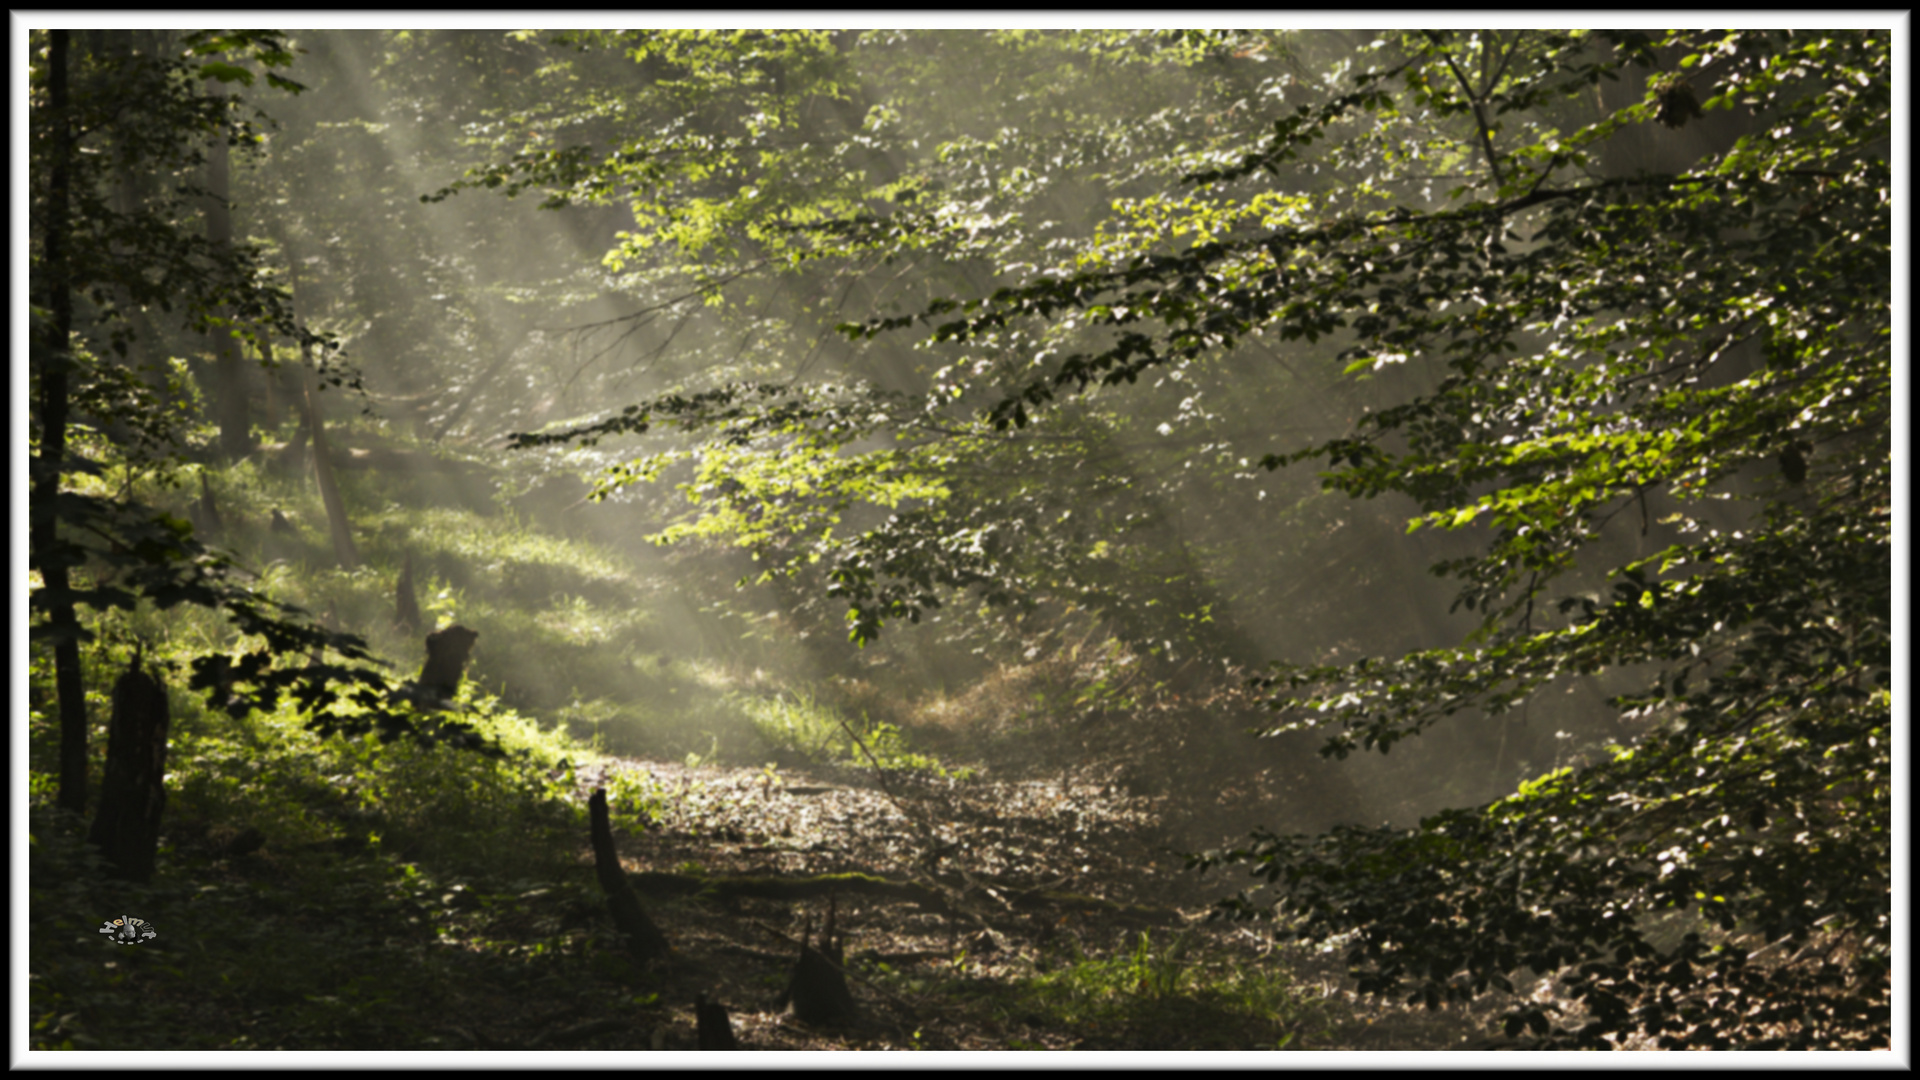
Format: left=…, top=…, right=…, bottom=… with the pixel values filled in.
left=695, top=993, right=740, bottom=1049
left=87, top=656, right=171, bottom=882
left=780, top=894, right=857, bottom=1026
left=588, top=788, right=670, bottom=963
left=416, top=623, right=478, bottom=701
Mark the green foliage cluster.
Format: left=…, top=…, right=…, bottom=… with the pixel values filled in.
left=26, top=30, right=326, bottom=374
left=1171, top=30, right=1892, bottom=1051
left=25, top=29, right=452, bottom=760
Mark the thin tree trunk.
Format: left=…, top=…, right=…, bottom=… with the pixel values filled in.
left=203, top=75, right=251, bottom=462
left=395, top=550, right=422, bottom=632
left=35, top=30, right=90, bottom=817
left=285, top=248, right=358, bottom=568
left=304, top=367, right=359, bottom=569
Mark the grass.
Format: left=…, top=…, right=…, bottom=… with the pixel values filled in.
left=741, top=688, right=976, bottom=779
left=865, top=928, right=1342, bottom=1050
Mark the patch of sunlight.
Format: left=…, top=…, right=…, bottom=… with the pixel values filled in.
left=535, top=595, right=618, bottom=645
left=402, top=506, right=630, bottom=583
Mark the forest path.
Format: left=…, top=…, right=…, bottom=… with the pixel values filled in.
left=501, top=753, right=1515, bottom=1051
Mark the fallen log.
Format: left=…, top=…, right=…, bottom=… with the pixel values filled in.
left=625, top=868, right=1177, bottom=925
left=629, top=869, right=952, bottom=914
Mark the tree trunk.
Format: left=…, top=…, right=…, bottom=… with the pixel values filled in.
left=270, top=380, right=314, bottom=478
left=202, top=84, right=252, bottom=462
left=303, top=367, right=360, bottom=569
left=395, top=551, right=423, bottom=632
left=189, top=470, right=224, bottom=537
left=35, top=30, right=90, bottom=817
left=284, top=245, right=357, bottom=568
left=87, top=657, right=172, bottom=882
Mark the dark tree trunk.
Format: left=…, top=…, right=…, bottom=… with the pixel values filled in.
left=188, top=470, right=224, bottom=537
left=259, top=342, right=303, bottom=432
left=587, top=788, right=671, bottom=963
left=284, top=251, right=358, bottom=568
left=303, top=368, right=360, bottom=568
left=88, top=657, right=172, bottom=882
left=270, top=380, right=314, bottom=478
left=35, top=29, right=90, bottom=817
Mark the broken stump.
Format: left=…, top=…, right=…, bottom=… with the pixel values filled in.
left=588, top=788, right=670, bottom=963
left=417, top=623, right=478, bottom=700
left=696, top=993, right=740, bottom=1049
left=781, top=895, right=857, bottom=1026
left=87, top=656, right=171, bottom=882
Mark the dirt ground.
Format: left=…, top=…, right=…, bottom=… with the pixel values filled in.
left=424, top=754, right=1534, bottom=1052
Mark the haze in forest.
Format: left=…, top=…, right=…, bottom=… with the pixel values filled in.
left=24, top=24, right=1895, bottom=1055
left=176, top=26, right=1655, bottom=831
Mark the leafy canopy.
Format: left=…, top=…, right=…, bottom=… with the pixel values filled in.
left=492, top=27, right=1891, bottom=1049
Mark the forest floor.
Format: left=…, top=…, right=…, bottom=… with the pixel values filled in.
left=422, top=753, right=1524, bottom=1053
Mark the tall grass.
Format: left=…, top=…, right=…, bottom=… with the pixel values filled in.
left=741, top=689, right=972, bottom=778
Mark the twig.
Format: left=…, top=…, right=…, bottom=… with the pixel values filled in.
left=836, top=717, right=945, bottom=861
left=1424, top=31, right=1507, bottom=189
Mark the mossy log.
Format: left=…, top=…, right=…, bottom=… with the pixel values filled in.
left=625, top=869, right=1176, bottom=924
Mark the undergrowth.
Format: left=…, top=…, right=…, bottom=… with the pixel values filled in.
left=864, top=928, right=1342, bottom=1050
